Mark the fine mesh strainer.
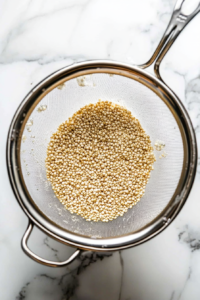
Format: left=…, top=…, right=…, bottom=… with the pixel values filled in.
left=7, top=0, right=199, bottom=267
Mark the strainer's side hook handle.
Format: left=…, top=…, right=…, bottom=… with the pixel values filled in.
left=139, top=0, right=200, bottom=79
left=22, top=221, right=80, bottom=267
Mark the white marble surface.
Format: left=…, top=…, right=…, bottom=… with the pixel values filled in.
left=1, top=0, right=200, bottom=299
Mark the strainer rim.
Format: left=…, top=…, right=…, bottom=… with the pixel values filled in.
left=6, top=59, right=197, bottom=250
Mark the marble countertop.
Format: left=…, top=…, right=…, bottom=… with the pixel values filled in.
left=1, top=0, right=200, bottom=299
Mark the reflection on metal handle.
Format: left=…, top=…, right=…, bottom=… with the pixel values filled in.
left=22, top=221, right=80, bottom=267
left=140, top=0, right=200, bottom=78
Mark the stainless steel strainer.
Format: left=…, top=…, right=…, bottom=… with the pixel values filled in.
left=7, top=0, right=199, bottom=267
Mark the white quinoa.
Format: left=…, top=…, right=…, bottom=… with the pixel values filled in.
left=45, top=101, right=155, bottom=222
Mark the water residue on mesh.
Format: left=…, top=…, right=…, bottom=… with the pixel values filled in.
left=22, top=135, right=26, bottom=142
left=37, top=171, right=51, bottom=191
left=71, top=215, right=80, bottom=223
left=37, top=105, right=47, bottom=112
left=159, top=151, right=167, bottom=159
left=26, top=119, right=33, bottom=132
left=22, top=158, right=29, bottom=174
left=154, top=140, right=165, bottom=151
left=57, top=83, right=65, bottom=90
left=54, top=204, right=63, bottom=216
left=76, top=75, right=95, bottom=87
left=26, top=119, right=33, bottom=126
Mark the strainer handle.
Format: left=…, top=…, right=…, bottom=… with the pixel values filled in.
left=21, top=221, right=80, bottom=267
left=140, top=0, right=200, bottom=78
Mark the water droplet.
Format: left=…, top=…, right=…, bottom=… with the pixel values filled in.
left=22, top=135, right=26, bottom=142
left=27, top=127, right=31, bottom=132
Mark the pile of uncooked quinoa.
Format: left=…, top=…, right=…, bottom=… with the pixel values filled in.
left=46, top=101, right=155, bottom=222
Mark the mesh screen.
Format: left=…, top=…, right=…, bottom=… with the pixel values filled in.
left=20, top=73, right=183, bottom=238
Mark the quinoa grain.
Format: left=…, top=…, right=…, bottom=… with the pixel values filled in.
left=46, top=101, right=155, bottom=222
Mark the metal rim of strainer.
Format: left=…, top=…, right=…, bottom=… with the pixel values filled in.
left=6, top=0, right=200, bottom=267
left=7, top=59, right=197, bottom=250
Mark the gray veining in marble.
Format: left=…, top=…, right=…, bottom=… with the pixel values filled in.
left=1, top=0, right=200, bottom=299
